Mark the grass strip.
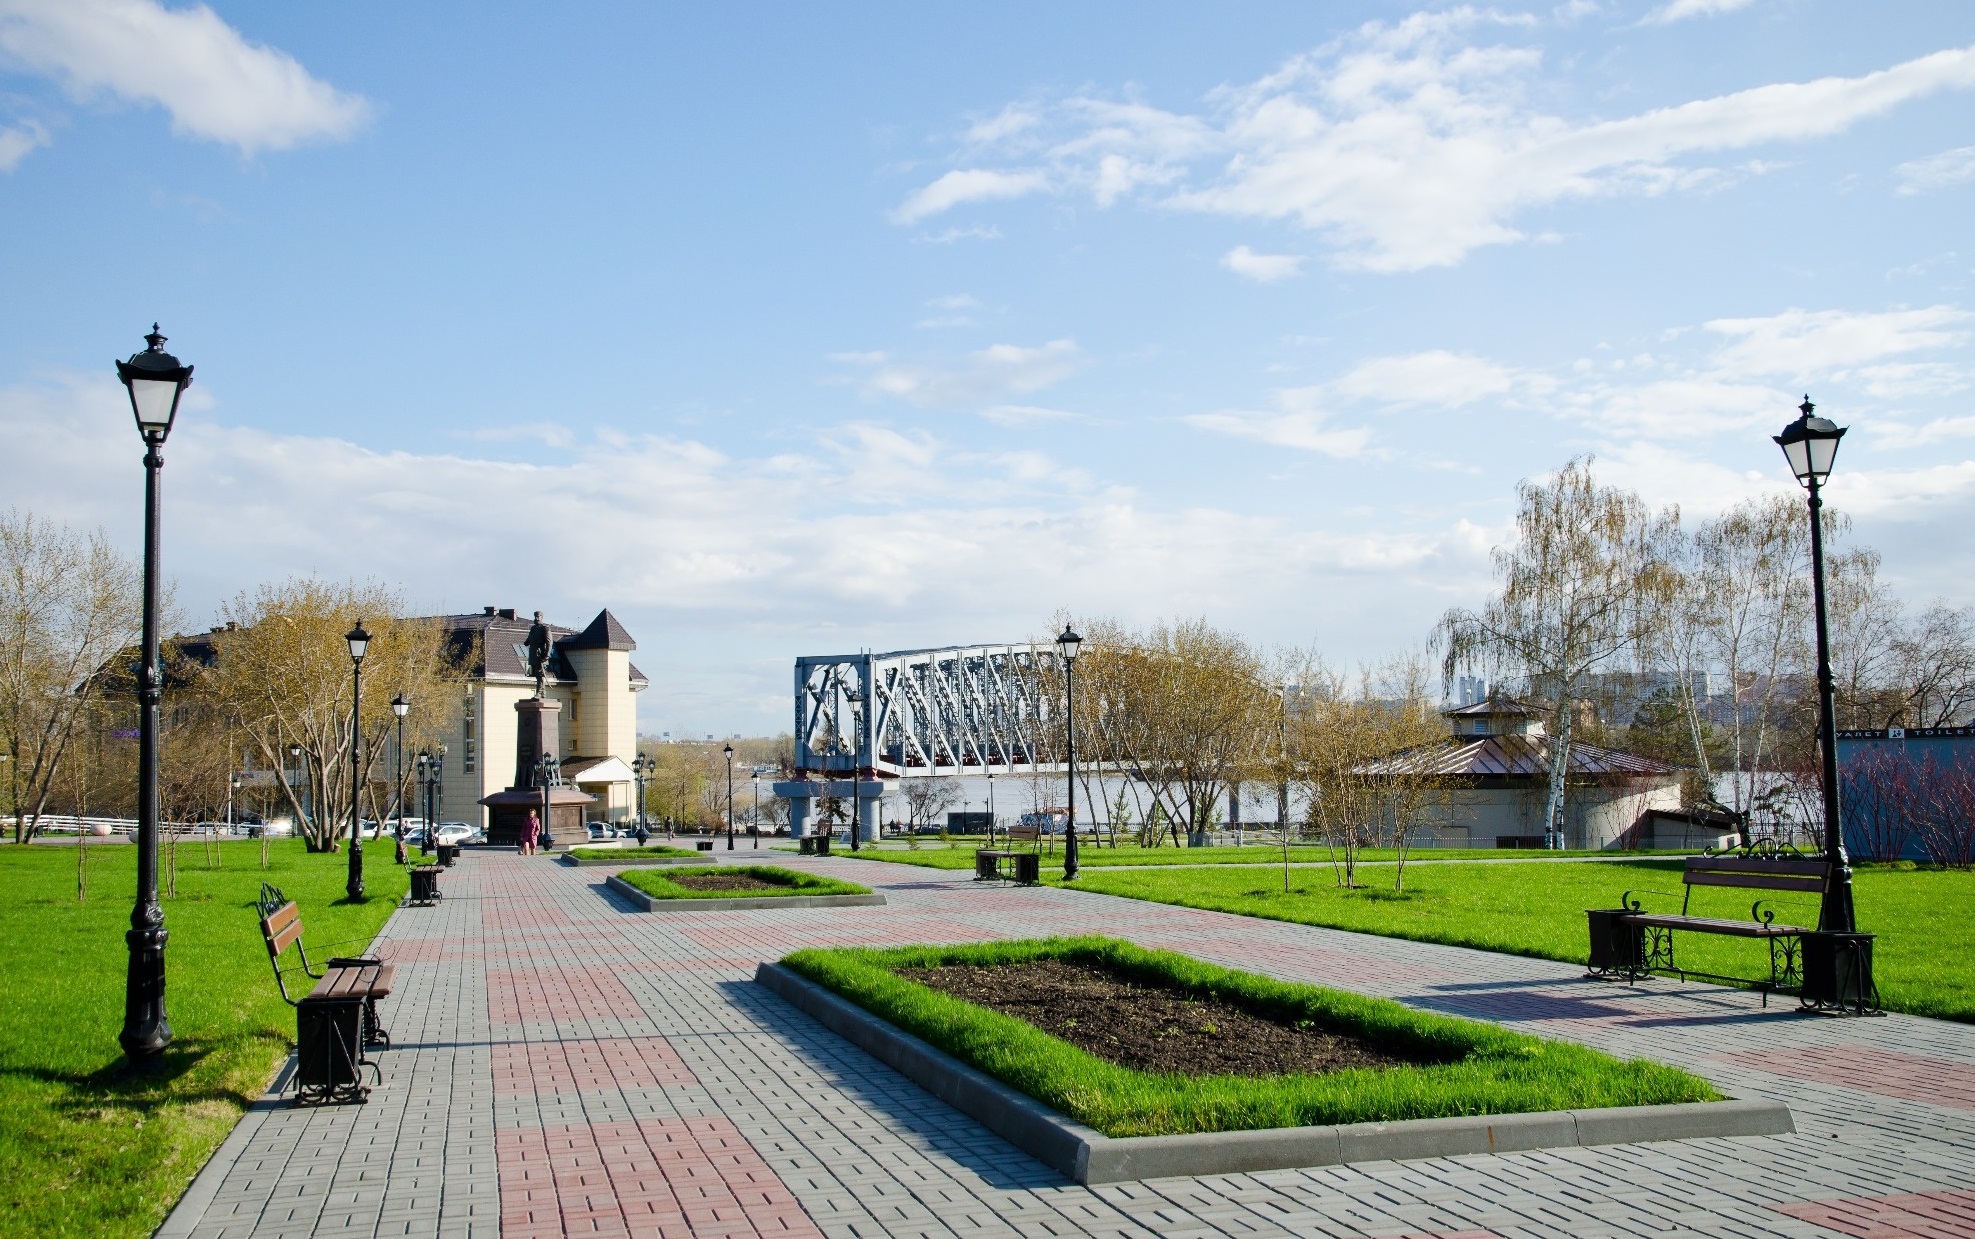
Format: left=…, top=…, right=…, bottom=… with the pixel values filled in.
left=782, top=936, right=1716, bottom=1138
left=565, top=845, right=701, bottom=861
left=615, top=865, right=870, bottom=900
left=0, top=839, right=405, bottom=1239
left=1067, top=861, right=1975, bottom=1023
left=839, top=842, right=1679, bottom=871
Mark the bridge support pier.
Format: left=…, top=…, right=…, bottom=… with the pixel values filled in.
left=775, top=779, right=883, bottom=847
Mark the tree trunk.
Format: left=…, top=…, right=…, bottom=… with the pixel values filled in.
left=1544, top=700, right=1574, bottom=848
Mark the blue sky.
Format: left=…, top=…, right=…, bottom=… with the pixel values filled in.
left=3, top=1, right=1974, bottom=737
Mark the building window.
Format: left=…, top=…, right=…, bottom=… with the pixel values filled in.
left=463, top=693, right=477, bottom=774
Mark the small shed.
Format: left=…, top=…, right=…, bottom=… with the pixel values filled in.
left=1409, top=698, right=1684, bottom=849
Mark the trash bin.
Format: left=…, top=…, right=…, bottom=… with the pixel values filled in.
left=297, top=996, right=368, bottom=1104
left=1586, top=909, right=1643, bottom=977
left=1801, top=931, right=1877, bottom=1014
left=436, top=844, right=459, bottom=867
left=410, top=865, right=442, bottom=905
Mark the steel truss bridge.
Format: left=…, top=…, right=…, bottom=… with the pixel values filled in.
left=792, top=644, right=1066, bottom=779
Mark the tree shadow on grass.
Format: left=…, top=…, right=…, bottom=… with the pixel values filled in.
left=1, top=1037, right=265, bottom=1120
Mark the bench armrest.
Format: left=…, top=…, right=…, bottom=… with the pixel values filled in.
left=1619, top=888, right=1678, bottom=913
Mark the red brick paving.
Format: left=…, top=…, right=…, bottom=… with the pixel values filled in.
left=499, top=1117, right=824, bottom=1239
left=492, top=1035, right=698, bottom=1096
left=1772, top=1188, right=1975, bottom=1237
left=1730, top=1046, right=1975, bottom=1111
left=491, top=962, right=652, bottom=1026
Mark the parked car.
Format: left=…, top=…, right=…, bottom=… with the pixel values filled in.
left=432, top=822, right=481, bottom=847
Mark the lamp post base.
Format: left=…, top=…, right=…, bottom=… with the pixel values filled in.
left=1800, top=931, right=1880, bottom=1016
left=119, top=924, right=172, bottom=1067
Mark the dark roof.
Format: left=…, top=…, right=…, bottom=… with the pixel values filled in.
left=1367, top=735, right=1679, bottom=779
left=163, top=608, right=648, bottom=689
left=561, top=609, right=637, bottom=652
left=1443, top=695, right=1545, bottom=719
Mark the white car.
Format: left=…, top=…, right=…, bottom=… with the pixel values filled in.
left=432, top=822, right=480, bottom=847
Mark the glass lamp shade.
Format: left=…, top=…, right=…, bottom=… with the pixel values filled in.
left=346, top=621, right=371, bottom=663
left=1774, top=397, right=1845, bottom=486
left=1056, top=624, right=1083, bottom=664
left=115, top=325, right=193, bottom=440
left=724, top=744, right=734, bottom=757
left=391, top=694, right=410, bottom=718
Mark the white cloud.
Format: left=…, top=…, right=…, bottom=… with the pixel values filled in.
left=457, top=422, right=575, bottom=448
left=0, top=118, right=45, bottom=169
left=914, top=225, right=1003, bottom=244
left=897, top=18, right=1975, bottom=270
left=845, top=339, right=1081, bottom=409
left=0, top=0, right=369, bottom=153
left=1328, top=350, right=1532, bottom=408
left=1643, top=0, right=1758, bottom=24
left=1221, top=245, right=1304, bottom=282
left=981, top=404, right=1075, bottom=426
left=890, top=168, right=1047, bottom=224
left=1706, top=306, right=1972, bottom=377
left=1184, top=387, right=1373, bottom=458
left=1895, top=144, right=1975, bottom=195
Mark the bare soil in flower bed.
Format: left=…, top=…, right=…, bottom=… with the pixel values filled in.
left=898, top=957, right=1421, bottom=1077
left=669, top=872, right=784, bottom=892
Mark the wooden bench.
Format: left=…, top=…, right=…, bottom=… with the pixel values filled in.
left=976, top=823, right=1043, bottom=884
left=258, top=883, right=395, bottom=1102
left=1587, top=848, right=1825, bottom=1005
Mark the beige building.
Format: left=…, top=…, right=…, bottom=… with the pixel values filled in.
left=433, top=607, right=648, bottom=830
left=1408, top=698, right=1683, bottom=849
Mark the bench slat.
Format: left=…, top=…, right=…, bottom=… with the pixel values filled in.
left=1684, top=856, right=1827, bottom=877
left=1683, top=870, right=1825, bottom=893
left=264, top=902, right=302, bottom=934
left=266, top=920, right=304, bottom=956
left=1625, top=913, right=1810, bottom=937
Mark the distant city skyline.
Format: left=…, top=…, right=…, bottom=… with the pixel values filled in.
left=3, top=2, right=1972, bottom=736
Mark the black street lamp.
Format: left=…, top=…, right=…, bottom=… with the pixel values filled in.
left=986, top=772, right=995, bottom=848
left=392, top=694, right=410, bottom=860
left=536, top=751, right=559, bottom=850
left=345, top=621, right=370, bottom=900
left=724, top=744, right=735, bottom=849
left=751, top=770, right=761, bottom=848
left=1775, top=397, right=1856, bottom=935
left=632, top=752, right=652, bottom=840
left=1057, top=624, right=1082, bottom=881
left=116, top=324, right=192, bottom=1069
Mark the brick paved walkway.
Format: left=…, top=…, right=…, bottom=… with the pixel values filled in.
left=159, top=850, right=1975, bottom=1239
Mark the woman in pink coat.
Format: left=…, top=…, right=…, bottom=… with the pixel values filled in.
left=522, top=810, right=540, bottom=856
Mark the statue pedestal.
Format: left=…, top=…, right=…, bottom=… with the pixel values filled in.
left=480, top=694, right=594, bottom=846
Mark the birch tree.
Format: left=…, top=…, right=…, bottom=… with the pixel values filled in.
left=1439, top=459, right=1678, bottom=847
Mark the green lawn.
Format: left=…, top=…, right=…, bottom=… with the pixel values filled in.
left=1067, top=860, right=1975, bottom=1023
left=0, top=840, right=405, bottom=1239
left=839, top=841, right=1672, bottom=871
left=785, top=937, right=1716, bottom=1137
left=565, top=844, right=701, bottom=861
left=614, top=864, right=870, bottom=900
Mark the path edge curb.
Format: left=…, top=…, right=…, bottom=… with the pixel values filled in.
left=561, top=853, right=707, bottom=867
left=605, top=874, right=885, bottom=911
left=153, top=1055, right=300, bottom=1238
left=754, top=961, right=1795, bottom=1185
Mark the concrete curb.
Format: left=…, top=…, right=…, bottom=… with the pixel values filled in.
left=606, top=874, right=885, bottom=911
left=560, top=852, right=707, bottom=867
left=154, top=1055, right=300, bottom=1238
left=754, top=962, right=1796, bottom=1184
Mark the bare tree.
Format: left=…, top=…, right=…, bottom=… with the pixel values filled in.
left=0, top=510, right=145, bottom=841
left=899, top=776, right=960, bottom=832
left=200, top=579, right=455, bottom=851
left=1440, top=459, right=1678, bottom=847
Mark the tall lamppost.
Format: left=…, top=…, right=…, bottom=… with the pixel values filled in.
left=536, top=751, right=559, bottom=850
left=632, top=753, right=652, bottom=839
left=844, top=687, right=865, bottom=853
left=1277, top=683, right=1291, bottom=845
left=723, top=743, right=735, bottom=849
left=391, top=695, right=410, bottom=857
left=987, top=772, right=996, bottom=848
left=289, top=743, right=305, bottom=828
left=1775, top=397, right=1857, bottom=935
left=1057, top=624, right=1082, bottom=881
left=345, top=623, right=371, bottom=898
left=415, top=751, right=431, bottom=854
left=116, top=324, right=192, bottom=1068
left=751, top=771, right=761, bottom=848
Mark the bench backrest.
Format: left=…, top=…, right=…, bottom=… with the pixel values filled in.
left=261, top=900, right=311, bottom=1004
left=1682, top=855, right=1827, bottom=891
left=1005, top=824, right=1043, bottom=843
